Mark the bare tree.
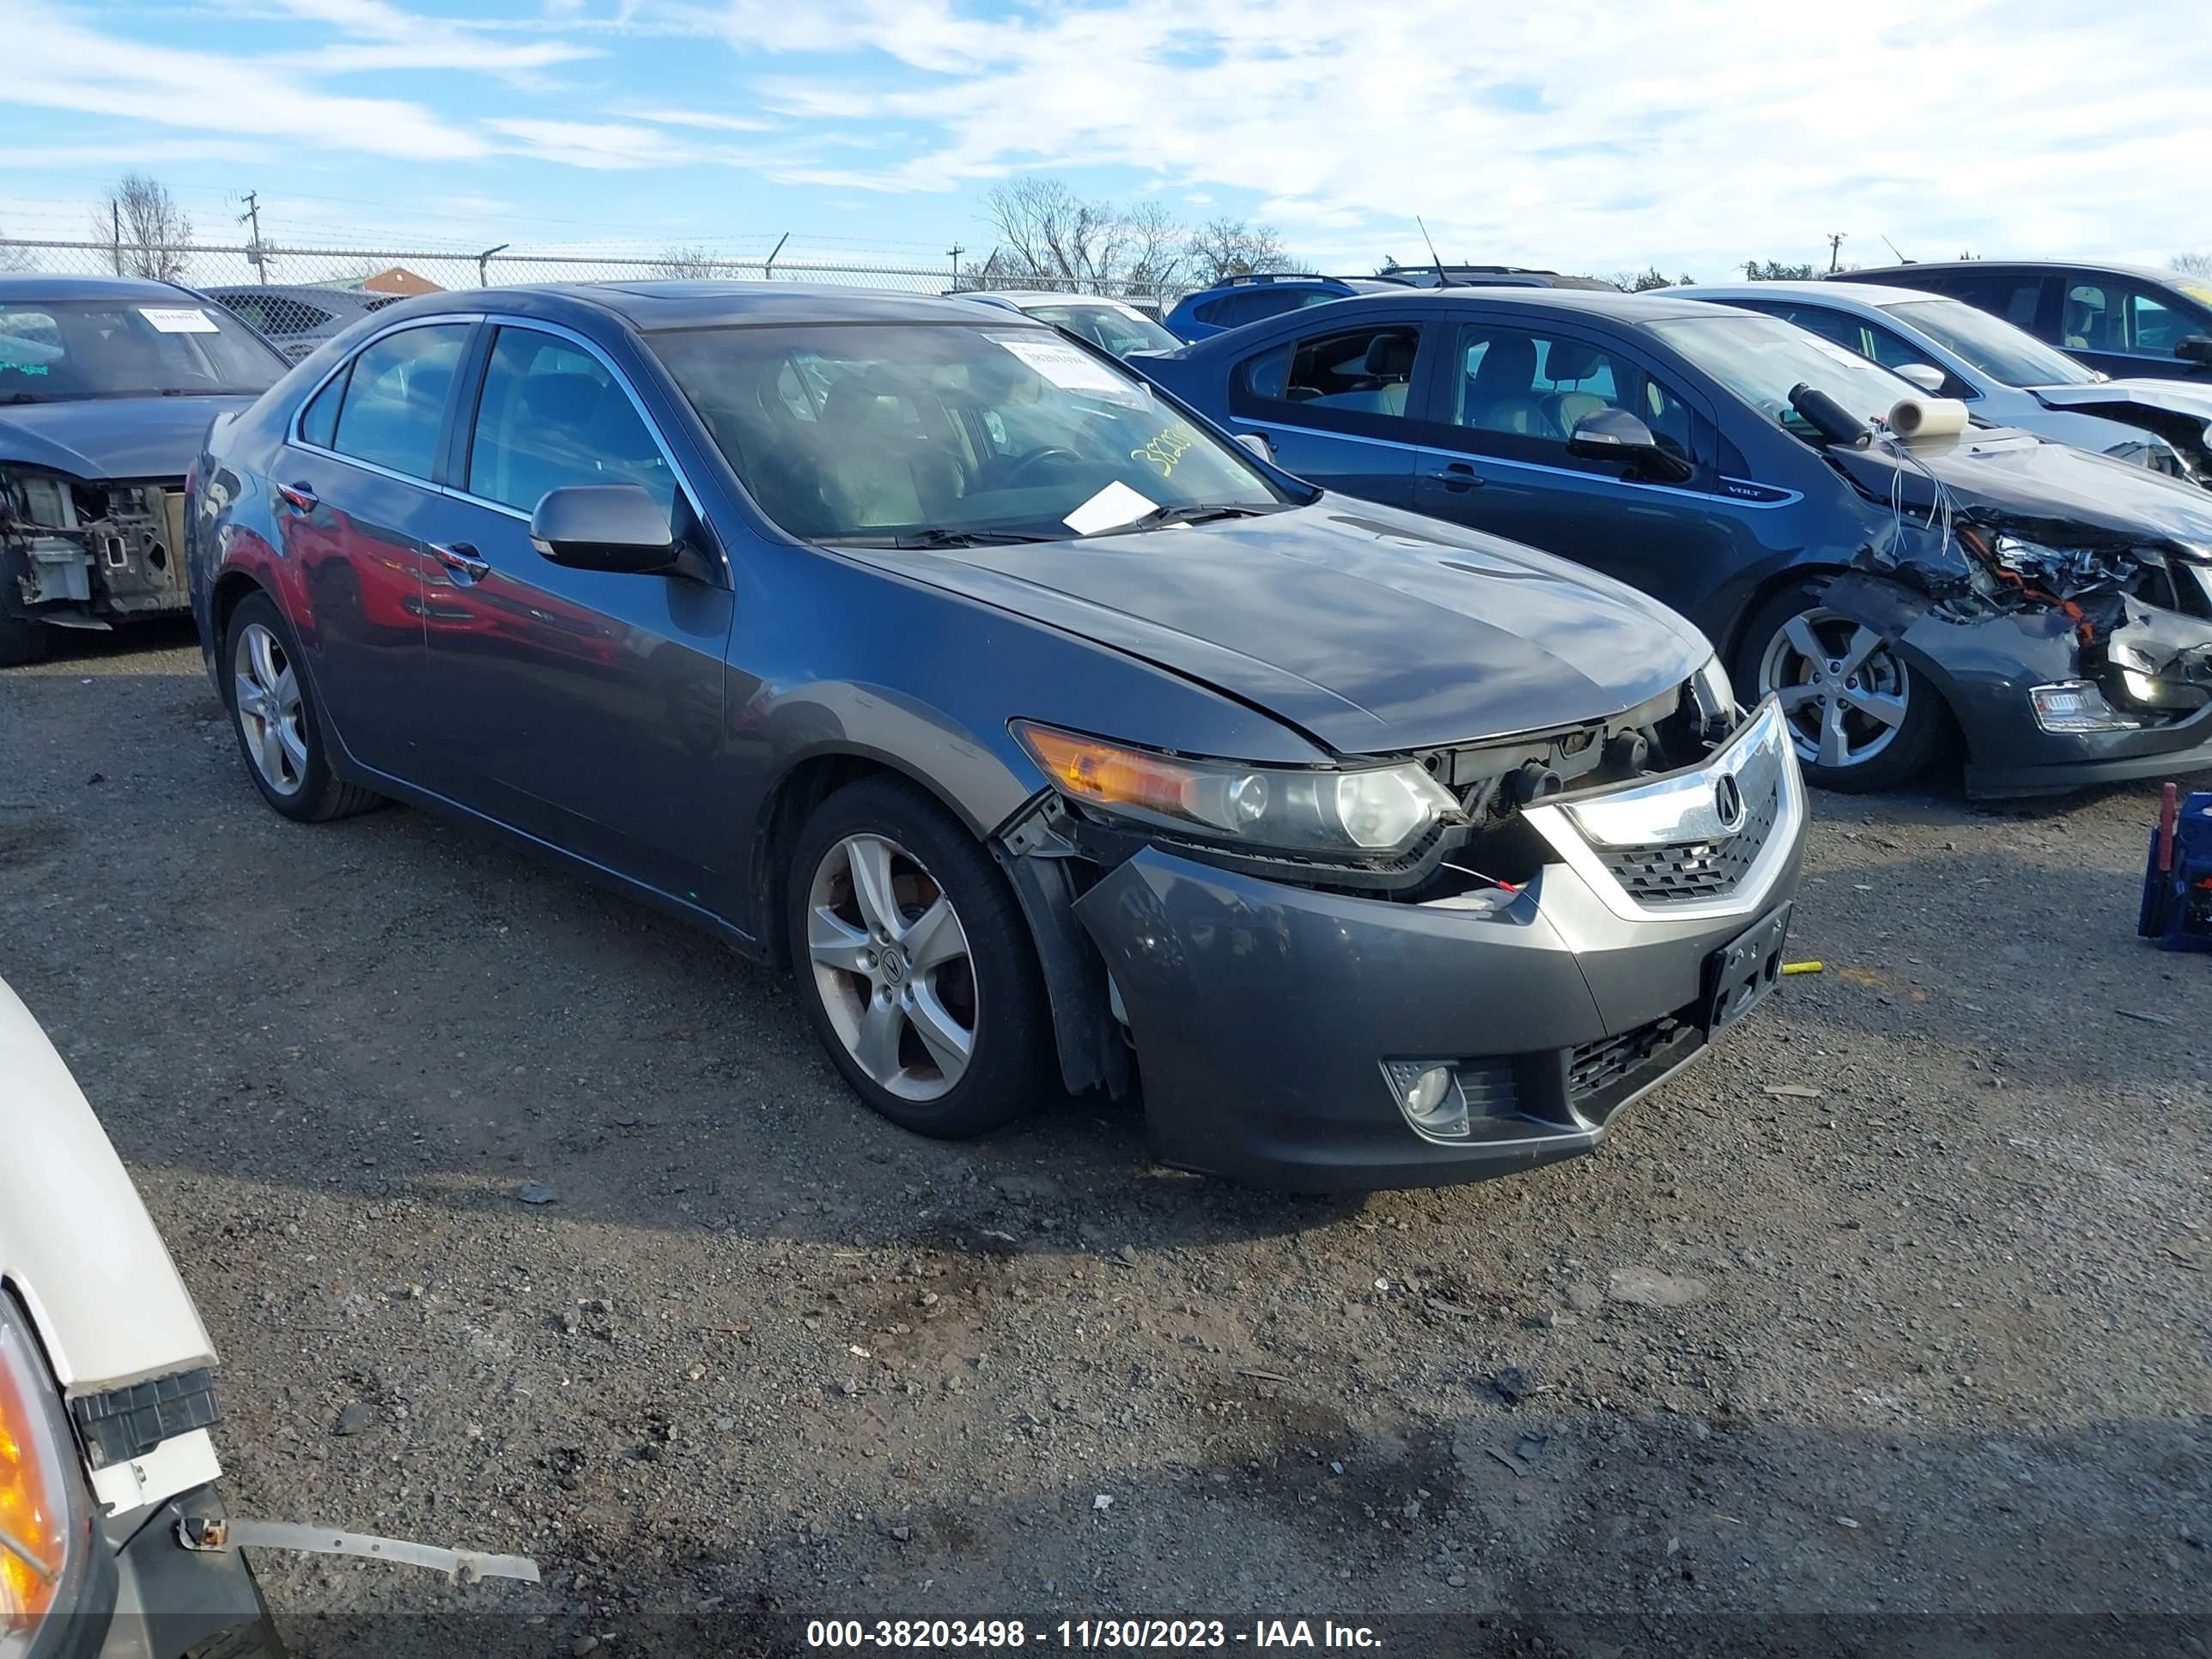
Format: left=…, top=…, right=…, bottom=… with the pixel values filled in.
left=1185, top=216, right=1290, bottom=285
left=93, top=173, right=194, bottom=281
left=652, top=245, right=730, bottom=279
left=1122, top=201, right=1188, bottom=296
left=2173, top=252, right=2212, bottom=276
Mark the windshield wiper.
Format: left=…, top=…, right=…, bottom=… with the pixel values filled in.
left=822, top=527, right=1057, bottom=549
left=1088, top=501, right=1286, bottom=536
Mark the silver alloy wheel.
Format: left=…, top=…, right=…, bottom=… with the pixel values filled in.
left=232, top=621, right=309, bottom=797
left=1758, top=606, right=1911, bottom=770
left=805, top=832, right=976, bottom=1102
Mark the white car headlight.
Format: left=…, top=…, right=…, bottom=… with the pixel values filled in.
left=1015, top=721, right=1464, bottom=857
left=1, top=1291, right=93, bottom=1651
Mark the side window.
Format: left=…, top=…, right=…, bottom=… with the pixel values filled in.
left=298, top=364, right=348, bottom=448
left=1999, top=279, right=2044, bottom=331
left=2127, top=292, right=2188, bottom=356
left=1233, top=324, right=1424, bottom=427
left=328, top=323, right=469, bottom=479
left=1449, top=324, right=1704, bottom=467
left=466, top=327, right=676, bottom=517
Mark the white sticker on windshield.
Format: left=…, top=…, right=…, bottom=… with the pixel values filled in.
left=139, top=307, right=220, bottom=334
left=1063, top=479, right=1158, bottom=536
left=991, top=333, right=1145, bottom=404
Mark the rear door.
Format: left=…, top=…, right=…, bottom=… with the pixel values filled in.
left=2055, top=272, right=2212, bottom=382
left=1219, top=312, right=1437, bottom=507
left=1407, top=312, right=1739, bottom=614
left=410, top=320, right=736, bottom=898
left=279, top=318, right=474, bottom=775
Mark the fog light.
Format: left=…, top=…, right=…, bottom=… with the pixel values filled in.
left=2030, top=681, right=2138, bottom=733
left=1382, top=1060, right=1470, bottom=1140
left=2112, top=665, right=2209, bottom=712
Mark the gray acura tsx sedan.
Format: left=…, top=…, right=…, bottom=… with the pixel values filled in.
left=185, top=282, right=1805, bottom=1190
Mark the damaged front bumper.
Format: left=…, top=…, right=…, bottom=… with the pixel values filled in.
left=1, top=469, right=191, bottom=633
left=1071, top=699, right=1808, bottom=1191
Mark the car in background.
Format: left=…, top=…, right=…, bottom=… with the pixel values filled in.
left=1675, top=279, right=2212, bottom=486
left=1, top=975, right=281, bottom=1656
left=951, top=289, right=1181, bottom=358
left=0, top=275, right=291, bottom=665
left=1162, top=273, right=1409, bottom=342
left=1136, top=288, right=2212, bottom=796
left=204, top=283, right=404, bottom=362
left=1377, top=264, right=1618, bottom=292
left=1831, top=261, right=2212, bottom=384
left=188, top=280, right=1804, bottom=1191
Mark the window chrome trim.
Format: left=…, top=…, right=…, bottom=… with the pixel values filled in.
left=286, top=310, right=708, bottom=538
left=1235, top=418, right=1805, bottom=509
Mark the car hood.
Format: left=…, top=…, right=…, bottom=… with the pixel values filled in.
left=0, top=977, right=215, bottom=1395
left=2029, top=380, right=2212, bottom=474
left=842, top=499, right=1711, bottom=752
left=0, top=393, right=255, bottom=481
left=1827, top=426, right=2212, bottom=547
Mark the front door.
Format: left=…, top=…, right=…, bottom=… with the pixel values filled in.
left=2057, top=275, right=2212, bottom=383
left=1406, top=315, right=1739, bottom=617
left=278, top=319, right=473, bottom=775
left=412, top=323, right=735, bottom=901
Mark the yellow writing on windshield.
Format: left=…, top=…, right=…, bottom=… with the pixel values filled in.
left=1131, top=420, right=1201, bottom=478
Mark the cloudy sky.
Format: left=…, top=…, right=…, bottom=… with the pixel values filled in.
left=3, top=0, right=2208, bottom=278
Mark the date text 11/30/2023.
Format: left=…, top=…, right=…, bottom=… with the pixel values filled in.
left=804, top=1618, right=1385, bottom=1649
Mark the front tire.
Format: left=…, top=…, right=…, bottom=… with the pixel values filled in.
left=222, top=592, right=382, bottom=823
left=787, top=776, right=1054, bottom=1138
left=1735, top=583, right=1944, bottom=793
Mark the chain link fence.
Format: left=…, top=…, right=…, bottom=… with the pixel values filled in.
left=0, top=238, right=1181, bottom=311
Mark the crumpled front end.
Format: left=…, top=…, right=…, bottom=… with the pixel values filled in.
left=1051, top=694, right=1807, bottom=1191
left=1, top=467, right=191, bottom=637
left=1818, top=435, right=2212, bottom=793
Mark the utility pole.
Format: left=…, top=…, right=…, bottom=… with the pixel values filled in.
left=112, top=201, right=123, bottom=276
left=239, top=191, right=268, bottom=284
left=1826, top=231, right=1846, bottom=273
left=947, top=243, right=963, bottom=291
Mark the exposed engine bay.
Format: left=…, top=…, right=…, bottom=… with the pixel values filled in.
left=1, top=466, right=191, bottom=629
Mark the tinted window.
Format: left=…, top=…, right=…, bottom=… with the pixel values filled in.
left=1238, top=325, right=1423, bottom=422
left=329, top=323, right=468, bottom=479
left=2063, top=278, right=2203, bottom=358
left=1022, top=303, right=1180, bottom=358
left=1450, top=325, right=1693, bottom=457
left=298, top=365, right=347, bottom=448
left=466, top=328, right=675, bottom=516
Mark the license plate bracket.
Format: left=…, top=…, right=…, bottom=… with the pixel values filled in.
left=1705, top=902, right=1791, bottom=1033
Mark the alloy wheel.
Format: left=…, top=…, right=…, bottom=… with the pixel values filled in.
left=1759, top=607, right=1911, bottom=771
left=805, top=833, right=977, bottom=1102
left=232, top=621, right=309, bottom=797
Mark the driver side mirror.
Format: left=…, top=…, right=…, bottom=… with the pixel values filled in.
left=1895, top=362, right=1948, bottom=394
left=1233, top=430, right=1274, bottom=462
left=1567, top=408, right=1692, bottom=482
left=2177, top=335, right=2212, bottom=366
left=530, top=483, right=678, bottom=574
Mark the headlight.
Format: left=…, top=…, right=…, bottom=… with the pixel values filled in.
left=1, top=1291, right=92, bottom=1654
left=1014, top=722, right=1464, bottom=856
left=1692, top=653, right=1736, bottom=720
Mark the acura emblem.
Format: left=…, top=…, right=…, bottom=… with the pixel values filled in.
left=1713, top=773, right=1747, bottom=833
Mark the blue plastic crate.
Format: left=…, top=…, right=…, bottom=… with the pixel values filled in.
left=2139, top=787, right=2212, bottom=953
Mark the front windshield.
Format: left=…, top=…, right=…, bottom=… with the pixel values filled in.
left=650, top=322, right=1284, bottom=544
left=1646, top=313, right=1923, bottom=440
left=1884, top=298, right=2097, bottom=387
left=0, top=298, right=287, bottom=402
left=1022, top=303, right=1181, bottom=359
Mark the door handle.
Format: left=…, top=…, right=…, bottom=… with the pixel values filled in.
left=434, top=542, right=491, bottom=580
left=1425, top=460, right=1484, bottom=490
left=275, top=481, right=319, bottom=513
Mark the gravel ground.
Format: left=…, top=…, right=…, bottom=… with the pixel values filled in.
left=3, top=622, right=2208, bottom=1658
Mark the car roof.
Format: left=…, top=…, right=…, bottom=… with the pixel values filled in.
left=962, top=289, right=1146, bottom=311
left=203, top=283, right=386, bottom=304
left=1675, top=279, right=1948, bottom=307
left=0, top=273, right=200, bottom=304
left=1300, top=287, right=1733, bottom=324
left=1841, top=259, right=2191, bottom=286
left=368, top=280, right=1060, bottom=333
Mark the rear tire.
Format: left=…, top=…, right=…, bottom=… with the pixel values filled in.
left=0, top=614, right=46, bottom=667
left=222, top=592, right=382, bottom=823
left=787, top=775, right=1054, bottom=1138
left=1735, top=582, right=1945, bottom=793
